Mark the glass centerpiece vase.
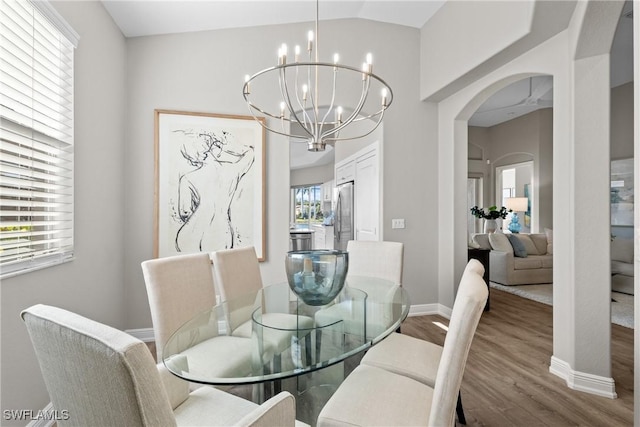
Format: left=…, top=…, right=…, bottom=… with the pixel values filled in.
left=285, top=250, right=348, bottom=306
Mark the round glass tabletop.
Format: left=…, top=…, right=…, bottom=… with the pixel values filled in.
left=162, top=276, right=410, bottom=385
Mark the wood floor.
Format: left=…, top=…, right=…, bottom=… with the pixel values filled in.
left=402, top=288, right=634, bottom=427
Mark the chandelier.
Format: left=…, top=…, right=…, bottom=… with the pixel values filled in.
left=242, top=1, right=393, bottom=152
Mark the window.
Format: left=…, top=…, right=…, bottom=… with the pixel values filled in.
left=1, top=0, right=78, bottom=278
left=291, top=185, right=324, bottom=228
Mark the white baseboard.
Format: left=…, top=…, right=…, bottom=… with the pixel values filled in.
left=408, top=303, right=452, bottom=319
left=549, top=356, right=618, bottom=399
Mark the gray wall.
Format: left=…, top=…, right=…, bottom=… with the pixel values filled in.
left=122, top=19, right=436, bottom=327
left=1, top=1, right=127, bottom=421
left=611, top=81, right=634, bottom=160
left=290, top=163, right=334, bottom=187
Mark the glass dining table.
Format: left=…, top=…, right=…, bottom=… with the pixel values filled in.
left=162, top=275, right=410, bottom=424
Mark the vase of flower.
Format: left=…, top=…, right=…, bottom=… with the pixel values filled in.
left=470, top=205, right=511, bottom=234
left=484, top=219, right=498, bottom=233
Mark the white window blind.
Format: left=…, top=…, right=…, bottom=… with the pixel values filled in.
left=1, top=0, right=78, bottom=278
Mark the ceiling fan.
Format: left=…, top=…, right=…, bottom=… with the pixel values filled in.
left=475, top=77, right=553, bottom=117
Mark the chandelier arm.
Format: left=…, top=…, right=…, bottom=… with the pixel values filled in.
left=246, top=102, right=289, bottom=121
left=305, top=67, right=320, bottom=139
left=243, top=61, right=393, bottom=149
left=246, top=101, right=309, bottom=139
left=324, top=110, right=385, bottom=143
left=293, top=63, right=312, bottom=131
left=328, top=77, right=371, bottom=137
left=279, top=67, right=315, bottom=139
left=247, top=110, right=310, bottom=140
left=319, top=67, right=338, bottom=130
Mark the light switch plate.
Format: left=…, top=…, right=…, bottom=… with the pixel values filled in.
left=391, top=219, right=405, bottom=229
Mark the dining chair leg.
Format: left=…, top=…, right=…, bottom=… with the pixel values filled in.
left=456, top=391, right=466, bottom=425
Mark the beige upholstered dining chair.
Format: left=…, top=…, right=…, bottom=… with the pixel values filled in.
left=344, top=240, right=404, bottom=284
left=211, top=246, right=314, bottom=371
left=316, top=259, right=488, bottom=427
left=141, top=252, right=257, bottom=379
left=314, top=240, right=404, bottom=340
left=21, top=304, right=304, bottom=427
left=359, top=259, right=486, bottom=424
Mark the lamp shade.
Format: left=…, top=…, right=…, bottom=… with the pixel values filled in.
left=505, top=197, right=528, bottom=212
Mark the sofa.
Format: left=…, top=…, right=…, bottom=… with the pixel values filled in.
left=611, top=237, right=634, bottom=295
left=471, top=232, right=553, bottom=286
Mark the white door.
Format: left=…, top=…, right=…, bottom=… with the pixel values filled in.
left=355, top=152, right=379, bottom=241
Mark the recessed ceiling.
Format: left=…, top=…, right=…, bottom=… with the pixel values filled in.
left=101, top=0, right=446, bottom=38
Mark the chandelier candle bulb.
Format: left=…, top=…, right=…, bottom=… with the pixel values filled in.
left=244, top=75, right=250, bottom=95
left=280, top=102, right=286, bottom=118
left=279, top=43, right=287, bottom=64
left=307, top=31, right=313, bottom=52
left=336, top=106, right=343, bottom=123
left=366, top=53, right=373, bottom=72
left=381, top=88, right=388, bottom=107
left=295, top=45, right=301, bottom=62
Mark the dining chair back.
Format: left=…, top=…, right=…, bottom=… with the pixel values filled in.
left=359, top=258, right=487, bottom=424
left=429, top=258, right=488, bottom=425
left=141, top=252, right=216, bottom=360
left=316, top=240, right=404, bottom=338
left=211, top=246, right=264, bottom=332
left=345, top=240, right=404, bottom=284
left=316, top=259, right=488, bottom=427
left=212, top=246, right=314, bottom=376
left=21, top=304, right=300, bottom=427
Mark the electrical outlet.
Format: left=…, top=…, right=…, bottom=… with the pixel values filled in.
left=391, top=219, right=405, bottom=229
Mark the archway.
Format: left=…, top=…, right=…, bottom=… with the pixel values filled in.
left=439, top=1, right=626, bottom=400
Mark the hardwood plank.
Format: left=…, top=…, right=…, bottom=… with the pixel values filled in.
left=402, top=289, right=633, bottom=427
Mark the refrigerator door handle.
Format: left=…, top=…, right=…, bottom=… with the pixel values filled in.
left=335, top=192, right=342, bottom=241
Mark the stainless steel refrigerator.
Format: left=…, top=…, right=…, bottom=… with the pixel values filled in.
left=334, top=181, right=354, bottom=250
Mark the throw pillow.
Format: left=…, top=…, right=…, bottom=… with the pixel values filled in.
left=507, top=234, right=528, bottom=257
left=514, top=234, right=538, bottom=255
left=529, top=234, right=548, bottom=255
left=488, top=232, right=513, bottom=253
left=472, top=234, right=491, bottom=250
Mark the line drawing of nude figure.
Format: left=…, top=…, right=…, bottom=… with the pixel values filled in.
left=172, top=128, right=255, bottom=252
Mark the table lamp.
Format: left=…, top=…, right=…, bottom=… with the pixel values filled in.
left=505, top=197, right=528, bottom=233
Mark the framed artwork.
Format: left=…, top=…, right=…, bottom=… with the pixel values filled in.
left=611, top=158, right=634, bottom=227
left=154, top=110, right=266, bottom=260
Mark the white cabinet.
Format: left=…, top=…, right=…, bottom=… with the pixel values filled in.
left=334, top=142, right=380, bottom=242
left=311, top=225, right=334, bottom=249
left=322, top=180, right=335, bottom=202
left=335, top=161, right=355, bottom=185
left=354, top=151, right=379, bottom=241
